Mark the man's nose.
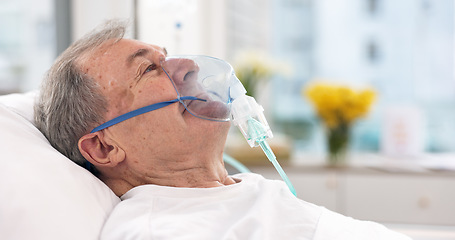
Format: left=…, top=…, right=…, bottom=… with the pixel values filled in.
left=163, top=58, right=199, bottom=85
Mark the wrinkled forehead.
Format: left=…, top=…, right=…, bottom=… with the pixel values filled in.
left=77, top=39, right=165, bottom=73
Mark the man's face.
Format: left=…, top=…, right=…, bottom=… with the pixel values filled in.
left=81, top=39, right=230, bottom=171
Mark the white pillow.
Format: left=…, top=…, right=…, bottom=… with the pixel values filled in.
left=0, top=92, right=120, bottom=240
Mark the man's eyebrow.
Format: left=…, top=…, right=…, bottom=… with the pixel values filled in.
left=126, top=48, right=150, bottom=67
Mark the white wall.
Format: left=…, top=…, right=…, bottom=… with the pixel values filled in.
left=136, top=0, right=228, bottom=59
left=71, top=0, right=135, bottom=40
left=71, top=0, right=228, bottom=59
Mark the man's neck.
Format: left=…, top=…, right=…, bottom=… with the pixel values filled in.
left=101, top=155, right=237, bottom=197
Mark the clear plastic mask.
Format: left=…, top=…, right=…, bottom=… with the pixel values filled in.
left=161, top=55, right=246, bottom=122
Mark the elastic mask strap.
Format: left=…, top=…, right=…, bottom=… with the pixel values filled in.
left=90, top=96, right=205, bottom=133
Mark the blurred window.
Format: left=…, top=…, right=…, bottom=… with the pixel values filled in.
left=269, top=0, right=455, bottom=154
left=0, top=0, right=58, bottom=94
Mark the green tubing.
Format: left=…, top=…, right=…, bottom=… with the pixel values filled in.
left=246, top=117, right=297, bottom=196
left=259, top=140, right=297, bottom=197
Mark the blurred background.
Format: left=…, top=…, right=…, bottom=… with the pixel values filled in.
left=0, top=0, right=454, bottom=237
left=1, top=0, right=454, bottom=156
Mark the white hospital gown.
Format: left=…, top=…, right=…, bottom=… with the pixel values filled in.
left=100, top=173, right=411, bottom=240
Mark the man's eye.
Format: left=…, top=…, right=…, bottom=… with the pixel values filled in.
left=144, top=63, right=158, bottom=74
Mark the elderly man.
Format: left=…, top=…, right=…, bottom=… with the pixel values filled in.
left=35, top=21, right=410, bottom=239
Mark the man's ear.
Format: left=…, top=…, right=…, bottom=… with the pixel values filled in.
left=78, top=132, right=126, bottom=168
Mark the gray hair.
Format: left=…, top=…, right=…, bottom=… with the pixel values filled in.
left=34, top=20, right=127, bottom=167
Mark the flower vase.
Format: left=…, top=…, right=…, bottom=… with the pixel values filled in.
left=326, top=123, right=350, bottom=167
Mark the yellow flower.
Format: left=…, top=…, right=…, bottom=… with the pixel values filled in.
left=304, top=81, right=376, bottom=129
